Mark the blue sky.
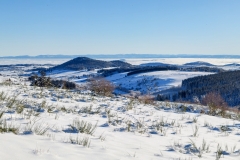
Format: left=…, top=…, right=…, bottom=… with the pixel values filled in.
left=0, top=0, right=239, bottom=56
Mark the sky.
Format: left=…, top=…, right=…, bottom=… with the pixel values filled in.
left=0, top=0, right=240, bottom=56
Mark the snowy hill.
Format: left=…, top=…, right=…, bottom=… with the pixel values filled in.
left=224, top=63, right=240, bottom=67
left=106, top=71, right=213, bottom=94
left=184, top=61, right=215, bottom=66
left=0, top=74, right=239, bottom=160
left=51, top=57, right=132, bottom=71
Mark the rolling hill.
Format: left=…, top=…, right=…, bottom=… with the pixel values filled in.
left=51, top=57, right=132, bottom=70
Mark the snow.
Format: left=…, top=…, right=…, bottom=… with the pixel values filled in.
left=0, top=74, right=239, bottom=160
left=107, top=71, right=214, bottom=94
left=47, top=70, right=97, bottom=80
left=0, top=58, right=240, bottom=159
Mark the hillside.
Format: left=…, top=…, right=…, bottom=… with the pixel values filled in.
left=224, top=63, right=240, bottom=67
left=0, top=75, right=240, bottom=160
left=51, top=57, right=132, bottom=71
left=106, top=71, right=213, bottom=95
left=184, top=61, right=215, bottom=66
left=177, top=70, right=240, bottom=106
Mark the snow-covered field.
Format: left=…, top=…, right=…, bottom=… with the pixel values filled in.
left=47, top=70, right=97, bottom=81
left=43, top=70, right=213, bottom=94
left=106, top=71, right=213, bottom=94
left=0, top=75, right=240, bottom=160
left=1, top=57, right=239, bottom=95
left=1, top=58, right=240, bottom=160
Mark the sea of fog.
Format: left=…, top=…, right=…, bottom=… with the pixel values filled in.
left=0, top=58, right=71, bottom=65
left=1, top=58, right=240, bottom=66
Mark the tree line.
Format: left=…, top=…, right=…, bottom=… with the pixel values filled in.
left=175, top=70, right=240, bottom=106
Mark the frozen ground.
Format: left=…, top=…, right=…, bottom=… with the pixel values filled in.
left=0, top=75, right=240, bottom=160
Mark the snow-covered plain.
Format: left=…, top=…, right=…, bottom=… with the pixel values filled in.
left=0, top=75, right=240, bottom=160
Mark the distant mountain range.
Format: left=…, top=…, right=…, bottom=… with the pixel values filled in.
left=1, top=54, right=240, bottom=59
left=51, top=57, right=132, bottom=70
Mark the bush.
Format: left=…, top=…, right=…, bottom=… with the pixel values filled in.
left=88, top=78, right=115, bottom=96
left=29, top=74, right=52, bottom=87
left=138, top=94, right=155, bottom=105
left=201, top=92, right=228, bottom=116
left=51, top=80, right=76, bottom=89
left=29, top=74, right=76, bottom=89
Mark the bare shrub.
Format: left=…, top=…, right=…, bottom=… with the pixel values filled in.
left=70, top=119, right=97, bottom=135
left=88, top=78, right=115, bottom=96
left=69, top=135, right=91, bottom=147
left=201, top=92, right=228, bottom=117
left=0, top=120, right=20, bottom=134
left=138, top=94, right=155, bottom=105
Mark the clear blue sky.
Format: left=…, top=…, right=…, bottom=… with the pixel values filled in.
left=0, top=0, right=239, bottom=56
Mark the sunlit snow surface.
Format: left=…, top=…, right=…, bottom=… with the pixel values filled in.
left=0, top=58, right=240, bottom=159
left=1, top=57, right=239, bottom=93
left=106, top=71, right=213, bottom=94
left=0, top=77, right=239, bottom=160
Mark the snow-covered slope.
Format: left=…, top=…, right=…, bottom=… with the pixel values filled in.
left=106, top=71, right=214, bottom=94
left=0, top=76, right=239, bottom=160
